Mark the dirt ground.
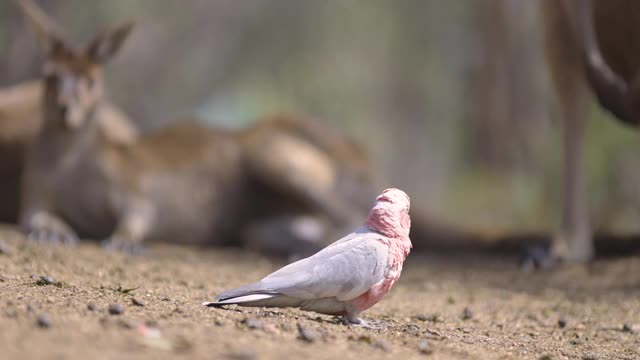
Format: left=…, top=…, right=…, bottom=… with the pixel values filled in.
left=0, top=224, right=639, bottom=360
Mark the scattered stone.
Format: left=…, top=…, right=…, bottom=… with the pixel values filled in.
left=583, top=352, right=599, bottom=360
left=214, top=318, right=226, bottom=326
left=46, top=296, right=55, bottom=304
left=539, top=355, right=552, bottom=360
left=570, top=338, right=584, bottom=346
left=622, top=323, right=634, bottom=333
left=418, top=339, right=433, bottom=354
left=414, top=313, right=440, bottom=322
left=297, top=323, right=317, bottom=343
left=558, top=318, right=567, bottom=328
left=131, top=298, right=145, bottom=307
left=36, top=314, right=51, bottom=328
left=401, top=323, right=422, bottom=337
left=108, top=303, right=125, bottom=315
left=87, top=303, right=97, bottom=311
left=462, top=307, right=473, bottom=320
left=36, top=276, right=55, bottom=286
left=26, top=304, right=34, bottom=313
left=243, top=316, right=263, bottom=330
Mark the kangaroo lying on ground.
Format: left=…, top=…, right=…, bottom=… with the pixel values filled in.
left=18, top=0, right=376, bottom=254
left=540, top=0, right=640, bottom=263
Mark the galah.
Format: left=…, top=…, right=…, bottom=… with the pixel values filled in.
left=203, top=188, right=412, bottom=325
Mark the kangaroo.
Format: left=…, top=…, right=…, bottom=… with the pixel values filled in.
left=540, top=0, right=640, bottom=262
left=17, top=0, right=246, bottom=251
left=17, top=0, right=381, bottom=254
left=0, top=82, right=136, bottom=225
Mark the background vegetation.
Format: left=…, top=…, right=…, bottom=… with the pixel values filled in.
left=2, top=0, right=640, bottom=237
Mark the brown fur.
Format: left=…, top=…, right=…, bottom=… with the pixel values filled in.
left=541, top=0, right=640, bottom=261
left=0, top=81, right=136, bottom=224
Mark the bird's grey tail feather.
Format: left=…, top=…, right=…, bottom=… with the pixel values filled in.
left=202, top=281, right=281, bottom=307
left=216, top=281, right=279, bottom=301
left=202, top=281, right=308, bottom=309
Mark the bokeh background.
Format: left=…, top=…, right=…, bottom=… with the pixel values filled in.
left=2, top=0, right=640, bottom=237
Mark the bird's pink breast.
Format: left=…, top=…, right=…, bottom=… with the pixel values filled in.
left=349, top=276, right=397, bottom=313
left=349, top=235, right=410, bottom=313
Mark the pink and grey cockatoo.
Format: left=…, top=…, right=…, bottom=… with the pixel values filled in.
left=203, top=188, right=412, bottom=324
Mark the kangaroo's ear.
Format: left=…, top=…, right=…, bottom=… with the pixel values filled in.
left=17, top=0, right=69, bottom=57
left=86, top=21, right=134, bottom=64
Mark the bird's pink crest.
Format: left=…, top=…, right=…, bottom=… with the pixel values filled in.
left=365, top=188, right=411, bottom=239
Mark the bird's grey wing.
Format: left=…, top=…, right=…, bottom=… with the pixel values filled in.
left=259, top=233, right=389, bottom=301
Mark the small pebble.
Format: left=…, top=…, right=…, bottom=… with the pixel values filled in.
left=418, top=339, right=433, bottom=354
left=131, top=298, right=145, bottom=307
left=214, top=318, right=226, bottom=326
left=36, top=276, right=55, bottom=286
left=243, top=316, right=263, bottom=330
left=558, top=318, right=567, bottom=328
left=570, top=338, right=584, bottom=346
left=462, top=307, right=473, bottom=320
left=36, top=314, right=51, bottom=328
left=414, top=313, right=440, bottom=322
left=108, top=303, right=125, bottom=315
left=297, top=323, right=317, bottom=343
left=87, top=303, right=97, bottom=311
left=622, top=323, right=634, bottom=333
left=583, top=352, right=599, bottom=360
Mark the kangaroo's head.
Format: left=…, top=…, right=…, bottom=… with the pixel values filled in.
left=19, top=0, right=133, bottom=131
